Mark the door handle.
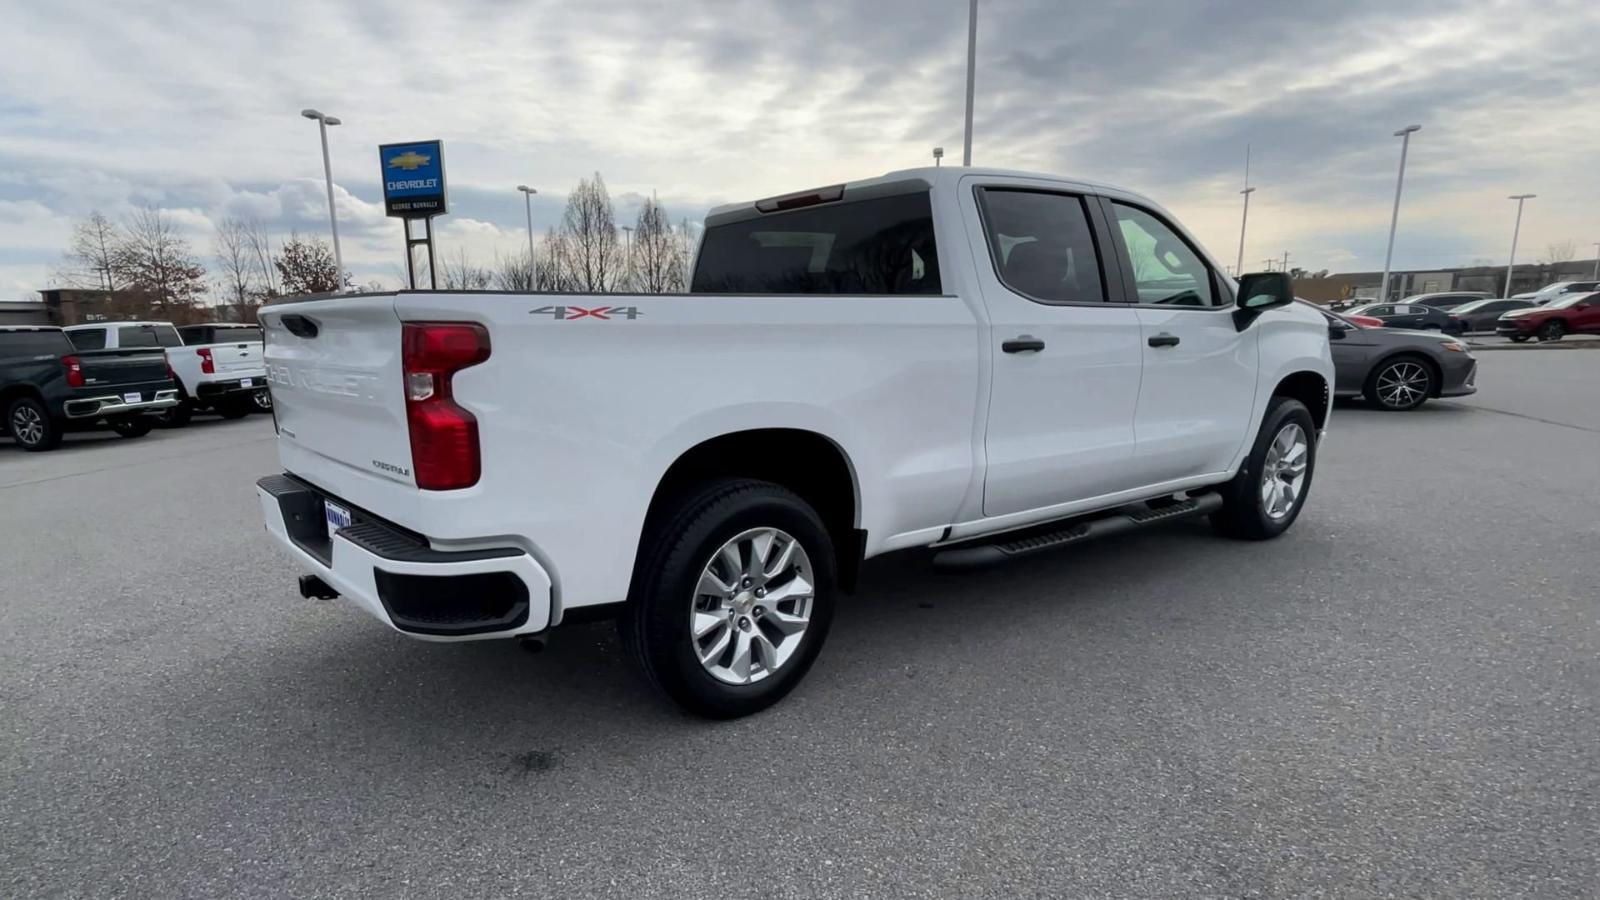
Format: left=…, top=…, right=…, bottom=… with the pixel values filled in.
left=1147, top=332, right=1181, bottom=348
left=1002, top=335, right=1046, bottom=354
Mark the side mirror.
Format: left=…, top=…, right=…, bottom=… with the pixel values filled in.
left=1236, top=272, right=1294, bottom=311
left=1328, top=320, right=1350, bottom=340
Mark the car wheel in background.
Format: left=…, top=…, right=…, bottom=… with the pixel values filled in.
left=7, top=396, right=63, bottom=452
left=1211, top=395, right=1316, bottom=540
left=1365, top=356, right=1434, bottom=411
left=252, top=390, right=273, bottom=413
left=1509, top=335, right=1531, bottom=343
left=620, top=478, right=836, bottom=719
left=1538, top=320, right=1566, bottom=342
left=153, top=399, right=193, bottom=428
left=110, top=417, right=153, bottom=438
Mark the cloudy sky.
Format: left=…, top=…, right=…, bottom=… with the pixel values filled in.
left=2, top=0, right=1598, bottom=297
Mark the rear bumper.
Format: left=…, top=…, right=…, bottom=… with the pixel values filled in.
left=197, top=377, right=266, bottom=399
left=1496, top=322, right=1535, bottom=335
left=63, top=388, right=181, bottom=419
left=256, top=473, right=552, bottom=641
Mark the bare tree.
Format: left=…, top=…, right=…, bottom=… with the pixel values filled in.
left=493, top=251, right=537, bottom=291
left=213, top=217, right=258, bottom=305
left=559, top=173, right=621, bottom=291
left=1542, top=239, right=1579, bottom=264
left=57, top=211, right=122, bottom=290
left=537, top=228, right=573, bottom=291
left=240, top=219, right=280, bottom=299
left=274, top=232, right=347, bottom=296
left=629, top=195, right=688, bottom=293
left=111, top=207, right=208, bottom=313
left=440, top=247, right=493, bottom=290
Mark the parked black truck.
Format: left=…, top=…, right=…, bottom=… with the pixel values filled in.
left=1, top=326, right=180, bottom=451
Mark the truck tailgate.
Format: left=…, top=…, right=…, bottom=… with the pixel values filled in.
left=261, top=298, right=413, bottom=487
left=204, top=341, right=264, bottom=375
left=77, top=348, right=170, bottom=388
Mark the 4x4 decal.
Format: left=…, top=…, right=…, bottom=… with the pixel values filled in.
left=530, top=305, right=643, bottom=321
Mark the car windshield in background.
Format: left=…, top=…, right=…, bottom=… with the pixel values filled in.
left=1545, top=292, right=1596, bottom=310
left=1451, top=300, right=1491, bottom=313
left=691, top=192, right=941, bottom=295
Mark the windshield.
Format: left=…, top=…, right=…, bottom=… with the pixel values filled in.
left=1451, top=300, right=1489, bottom=313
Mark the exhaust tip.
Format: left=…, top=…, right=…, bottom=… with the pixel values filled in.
left=298, top=574, right=339, bottom=600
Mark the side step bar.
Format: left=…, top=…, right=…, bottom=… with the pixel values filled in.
left=932, top=492, right=1224, bottom=570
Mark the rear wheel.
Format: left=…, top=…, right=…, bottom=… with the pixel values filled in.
left=1365, top=355, right=1434, bottom=411
left=252, top=390, right=273, bottom=413
left=1538, top=320, right=1566, bottom=342
left=7, top=396, right=62, bottom=451
left=110, top=417, right=153, bottom=438
left=153, top=399, right=193, bottom=428
left=620, top=479, right=836, bottom=718
left=215, top=397, right=253, bottom=419
left=1212, top=396, right=1316, bottom=540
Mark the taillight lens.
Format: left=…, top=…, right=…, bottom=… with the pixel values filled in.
left=401, top=322, right=490, bottom=490
left=62, top=355, right=85, bottom=387
left=197, top=347, right=214, bottom=374
left=165, top=360, right=177, bottom=384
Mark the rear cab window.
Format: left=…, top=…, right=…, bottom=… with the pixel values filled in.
left=66, top=328, right=106, bottom=351
left=692, top=189, right=940, bottom=294
left=180, top=325, right=263, bottom=345
left=0, top=329, right=73, bottom=359
left=118, top=324, right=182, bottom=348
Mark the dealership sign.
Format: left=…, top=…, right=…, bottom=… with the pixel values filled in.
left=379, top=140, right=447, bottom=218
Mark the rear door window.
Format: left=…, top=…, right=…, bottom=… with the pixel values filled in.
left=691, top=191, right=940, bottom=295
left=975, top=189, right=1108, bottom=304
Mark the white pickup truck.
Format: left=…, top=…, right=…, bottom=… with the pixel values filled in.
left=65, top=321, right=268, bottom=425
left=256, top=167, right=1334, bottom=718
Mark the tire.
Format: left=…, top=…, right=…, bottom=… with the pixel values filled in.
left=1364, top=355, right=1434, bottom=411
left=1211, top=396, right=1316, bottom=540
left=252, top=390, right=273, bottom=413
left=7, top=396, right=63, bottom=452
left=1538, top=320, right=1566, bottom=342
left=110, top=417, right=153, bottom=438
left=1509, top=335, right=1531, bottom=343
left=619, top=479, right=837, bottom=719
left=153, top=399, right=193, bottom=428
left=215, top=397, right=253, bottom=419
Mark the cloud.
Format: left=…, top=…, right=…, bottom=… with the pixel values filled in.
left=1, top=0, right=1598, bottom=296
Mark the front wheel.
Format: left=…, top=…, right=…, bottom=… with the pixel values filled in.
left=1365, top=356, right=1434, bottom=411
left=1538, top=320, right=1566, bottom=342
left=1212, top=396, right=1316, bottom=540
left=110, top=417, right=153, bottom=438
left=620, top=479, right=836, bottom=718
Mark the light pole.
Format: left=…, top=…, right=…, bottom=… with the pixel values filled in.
left=1379, top=124, right=1421, bottom=304
left=300, top=109, right=345, bottom=288
left=962, top=0, right=977, bottom=166
left=933, top=147, right=944, bottom=167
left=516, top=185, right=537, bottom=265
left=1236, top=144, right=1254, bottom=276
left=1592, top=242, right=1599, bottom=280
left=1504, top=194, right=1536, bottom=297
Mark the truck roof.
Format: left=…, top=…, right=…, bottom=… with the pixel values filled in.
left=64, top=320, right=176, bottom=330
left=705, top=166, right=1145, bottom=224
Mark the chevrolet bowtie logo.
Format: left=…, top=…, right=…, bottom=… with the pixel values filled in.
left=387, top=151, right=431, bottom=170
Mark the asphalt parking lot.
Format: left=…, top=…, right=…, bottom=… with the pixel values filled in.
left=4, top=351, right=1597, bottom=898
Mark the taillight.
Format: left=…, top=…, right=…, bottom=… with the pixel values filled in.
left=165, top=360, right=177, bottom=383
left=197, top=347, right=214, bottom=374
left=401, top=322, right=490, bottom=490
left=62, top=355, right=85, bottom=387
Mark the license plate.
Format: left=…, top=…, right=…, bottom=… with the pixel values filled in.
left=123, top=392, right=141, bottom=403
left=324, top=500, right=353, bottom=534
left=240, top=378, right=254, bottom=388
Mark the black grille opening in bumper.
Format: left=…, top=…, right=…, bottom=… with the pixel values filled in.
left=374, top=570, right=530, bottom=636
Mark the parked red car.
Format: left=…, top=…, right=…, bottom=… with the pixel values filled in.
left=1344, top=313, right=1384, bottom=328
left=1495, top=291, right=1600, bottom=342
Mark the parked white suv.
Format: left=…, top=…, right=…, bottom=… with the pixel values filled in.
left=65, top=321, right=267, bottom=425
left=256, top=168, right=1334, bottom=717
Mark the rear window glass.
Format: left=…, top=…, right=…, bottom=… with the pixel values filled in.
left=0, top=330, right=72, bottom=358
left=692, top=192, right=940, bottom=295
left=119, top=324, right=182, bottom=348
left=67, top=329, right=106, bottom=350
left=179, top=325, right=263, bottom=345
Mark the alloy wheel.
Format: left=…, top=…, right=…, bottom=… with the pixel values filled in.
left=1375, top=361, right=1429, bottom=409
left=690, top=527, right=814, bottom=686
left=10, top=405, right=44, bottom=446
left=1259, top=422, right=1309, bottom=520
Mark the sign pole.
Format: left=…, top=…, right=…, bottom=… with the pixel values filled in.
left=379, top=140, right=448, bottom=290
left=425, top=218, right=437, bottom=290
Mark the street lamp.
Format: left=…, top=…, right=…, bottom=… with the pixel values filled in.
left=300, top=109, right=345, bottom=289
left=1592, top=242, right=1599, bottom=281
left=1236, top=144, right=1254, bottom=276
left=1378, top=124, right=1421, bottom=304
left=961, top=0, right=977, bottom=166
left=516, top=185, right=537, bottom=265
left=933, top=147, right=944, bottom=167
left=1504, top=194, right=1536, bottom=297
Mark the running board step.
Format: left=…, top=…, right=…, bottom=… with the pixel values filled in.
left=932, top=492, right=1224, bottom=570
